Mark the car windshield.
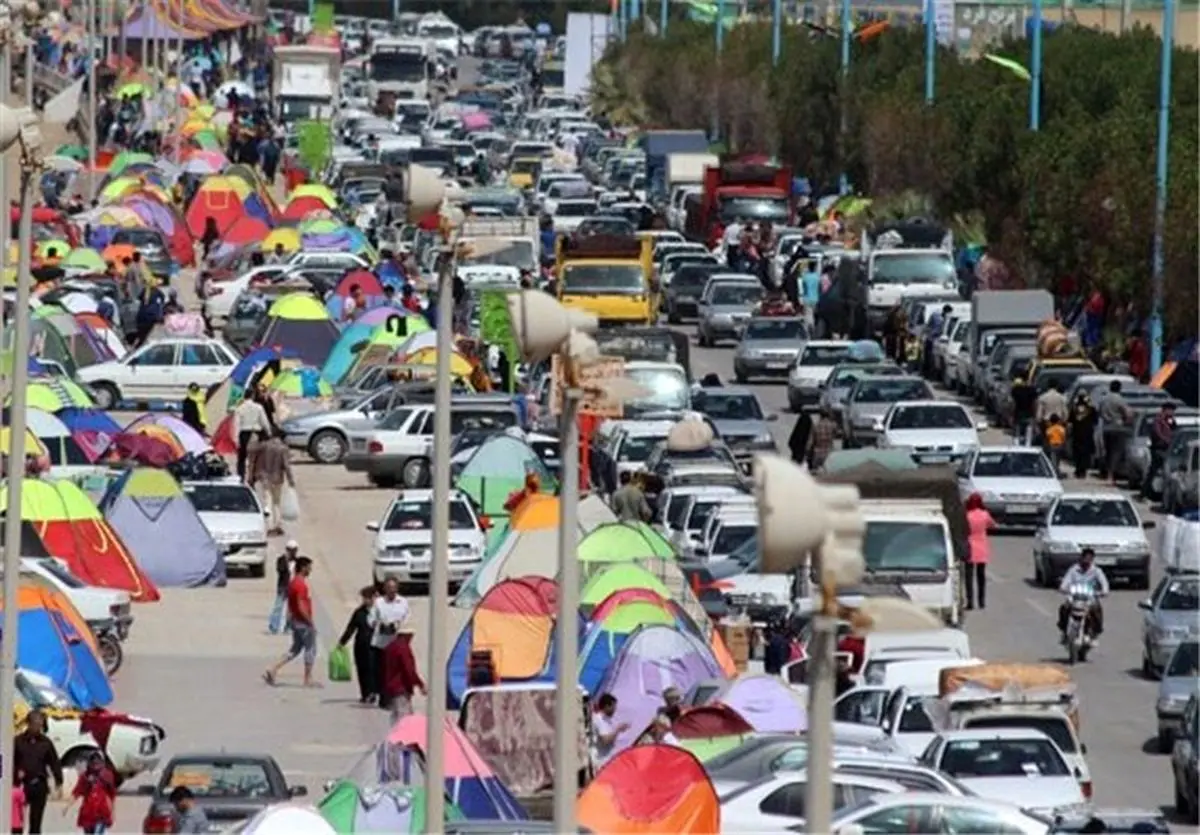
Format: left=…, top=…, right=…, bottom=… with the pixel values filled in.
left=964, top=716, right=1077, bottom=754
left=626, top=367, right=689, bottom=412
left=718, top=196, right=789, bottom=224
left=938, top=737, right=1069, bottom=778
left=673, top=266, right=720, bottom=290
left=862, top=520, right=948, bottom=572
left=972, top=452, right=1055, bottom=479
left=555, top=201, right=598, bottom=218
left=889, top=404, right=971, bottom=430
left=852, top=379, right=929, bottom=404
left=618, top=434, right=666, bottom=463
left=385, top=499, right=475, bottom=530
left=871, top=253, right=954, bottom=284
left=800, top=346, right=852, bottom=366
left=744, top=319, right=806, bottom=340
left=460, top=240, right=534, bottom=270
left=511, top=158, right=540, bottom=174
left=184, top=484, right=261, bottom=513
left=713, top=524, right=756, bottom=554
left=162, top=761, right=274, bottom=798
left=664, top=253, right=713, bottom=271
left=561, top=263, right=643, bottom=294
left=1050, top=498, right=1138, bottom=527
left=15, top=673, right=73, bottom=710
left=1166, top=642, right=1199, bottom=677
left=35, top=558, right=85, bottom=589
left=1160, top=578, right=1200, bottom=611
left=112, top=228, right=164, bottom=247
left=710, top=283, right=762, bottom=306
left=830, top=365, right=900, bottom=387
left=694, top=391, right=764, bottom=421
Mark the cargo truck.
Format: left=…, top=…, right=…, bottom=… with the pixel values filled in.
left=640, top=130, right=710, bottom=202
left=968, top=289, right=1054, bottom=400
left=686, top=158, right=794, bottom=247
left=272, top=45, right=341, bottom=126
left=555, top=233, right=657, bottom=326
left=860, top=219, right=958, bottom=330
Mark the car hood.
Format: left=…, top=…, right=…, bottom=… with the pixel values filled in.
left=847, top=402, right=892, bottom=421
left=791, top=365, right=835, bottom=382
left=738, top=339, right=803, bottom=355
left=1160, top=674, right=1200, bottom=700
left=970, top=477, right=1063, bottom=497
left=956, top=776, right=1084, bottom=809
left=710, top=419, right=769, bottom=440
left=198, top=511, right=266, bottom=539
left=284, top=407, right=361, bottom=428
left=885, top=428, right=979, bottom=447
left=1044, top=525, right=1148, bottom=546
left=377, top=531, right=484, bottom=550
left=706, top=304, right=754, bottom=316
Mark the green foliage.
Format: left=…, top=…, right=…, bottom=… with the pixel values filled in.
left=479, top=291, right=520, bottom=392
left=594, top=23, right=1199, bottom=340
left=296, top=121, right=332, bottom=175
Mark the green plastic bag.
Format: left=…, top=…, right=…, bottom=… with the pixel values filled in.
left=328, top=645, right=351, bottom=682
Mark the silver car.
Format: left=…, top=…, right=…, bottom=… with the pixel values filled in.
left=697, top=276, right=764, bottom=347
left=1032, top=493, right=1155, bottom=588
left=1156, top=640, right=1199, bottom=751
left=280, top=387, right=401, bottom=463
left=956, top=447, right=1064, bottom=530
left=733, top=317, right=808, bottom=382
left=819, top=363, right=903, bottom=428
left=1124, top=409, right=1200, bottom=492
left=1140, top=574, right=1199, bottom=678
left=1163, top=440, right=1200, bottom=515
left=842, top=376, right=934, bottom=448
left=691, top=385, right=779, bottom=472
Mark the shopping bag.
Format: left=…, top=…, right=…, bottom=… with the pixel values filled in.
left=328, top=645, right=351, bottom=682
left=280, top=486, right=301, bottom=521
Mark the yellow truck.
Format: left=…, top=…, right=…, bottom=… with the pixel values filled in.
left=555, top=234, right=658, bottom=326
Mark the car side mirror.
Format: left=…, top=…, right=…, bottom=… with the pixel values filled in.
left=767, top=413, right=779, bottom=422
left=289, top=785, right=308, bottom=797
left=1079, top=743, right=1088, bottom=755
left=976, top=421, right=989, bottom=431
left=365, top=521, right=380, bottom=532
left=1073, top=767, right=1083, bottom=779
left=137, top=784, right=156, bottom=796
left=1143, top=520, right=1156, bottom=529
left=1137, top=599, right=1152, bottom=611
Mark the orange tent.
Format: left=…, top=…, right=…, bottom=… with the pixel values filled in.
left=578, top=744, right=719, bottom=834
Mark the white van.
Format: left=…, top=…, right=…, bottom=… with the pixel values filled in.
left=860, top=500, right=961, bottom=626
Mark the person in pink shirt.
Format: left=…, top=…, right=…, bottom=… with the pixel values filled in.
left=964, top=493, right=997, bottom=610
left=12, top=768, right=25, bottom=834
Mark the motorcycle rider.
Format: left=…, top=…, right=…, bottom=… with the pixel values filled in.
left=1056, top=547, right=1109, bottom=641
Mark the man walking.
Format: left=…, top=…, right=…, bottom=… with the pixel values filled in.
left=264, top=556, right=318, bottom=687
left=248, top=429, right=295, bottom=536
left=13, top=708, right=64, bottom=834
left=1141, top=401, right=1176, bottom=500
left=268, top=540, right=299, bottom=634
left=610, top=471, right=651, bottom=522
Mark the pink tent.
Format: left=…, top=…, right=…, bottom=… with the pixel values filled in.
left=462, top=112, right=492, bottom=131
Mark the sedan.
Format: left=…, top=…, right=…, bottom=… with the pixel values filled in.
left=1174, top=694, right=1200, bottom=824
left=690, top=386, right=778, bottom=471
left=956, top=446, right=1063, bottom=531
left=697, top=277, right=764, bottom=347
left=1140, top=573, right=1199, bottom=677
left=1033, top=492, right=1154, bottom=588
left=718, top=771, right=905, bottom=832
left=819, top=362, right=904, bottom=428
left=704, top=733, right=906, bottom=788
left=183, top=480, right=268, bottom=578
left=877, top=401, right=985, bottom=466
left=733, top=317, right=808, bottom=382
left=1156, top=640, right=1199, bottom=751
left=841, top=376, right=934, bottom=448
left=823, top=793, right=1052, bottom=835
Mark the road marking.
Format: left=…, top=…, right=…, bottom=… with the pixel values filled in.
left=1025, top=596, right=1053, bottom=617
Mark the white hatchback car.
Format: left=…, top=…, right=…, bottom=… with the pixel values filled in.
left=183, top=479, right=269, bottom=577
left=367, top=489, right=488, bottom=589
left=77, top=337, right=238, bottom=409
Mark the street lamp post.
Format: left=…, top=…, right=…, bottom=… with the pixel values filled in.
left=660, top=0, right=668, bottom=37
left=87, top=0, right=97, bottom=202
left=1030, top=0, right=1043, bottom=131
left=712, top=0, right=724, bottom=141
left=924, top=0, right=935, bottom=103
left=771, top=0, right=781, bottom=65
left=1149, top=0, right=1174, bottom=375
left=838, top=0, right=851, bottom=193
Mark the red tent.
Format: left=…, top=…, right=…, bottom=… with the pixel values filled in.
left=223, top=216, right=273, bottom=247
left=670, top=704, right=754, bottom=739
left=281, top=196, right=331, bottom=221
left=332, top=269, right=385, bottom=298
left=185, top=187, right=247, bottom=238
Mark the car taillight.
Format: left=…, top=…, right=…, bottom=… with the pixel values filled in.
left=368, top=441, right=383, bottom=454
left=1080, top=780, right=1092, bottom=799
left=143, top=812, right=174, bottom=834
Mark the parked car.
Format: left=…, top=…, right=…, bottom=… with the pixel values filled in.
left=1033, top=492, right=1155, bottom=588
left=1173, top=693, right=1200, bottom=823
left=183, top=479, right=269, bottom=578
left=823, top=792, right=1052, bottom=835
left=1156, top=640, right=1199, bottom=751
left=77, top=337, right=239, bottom=409
left=139, top=753, right=306, bottom=832
left=1163, top=440, right=1200, bottom=514
left=367, top=488, right=489, bottom=589
left=1140, top=573, right=1199, bottom=677
left=19, top=557, right=133, bottom=638
left=718, top=771, right=905, bottom=831
left=1123, top=408, right=1200, bottom=493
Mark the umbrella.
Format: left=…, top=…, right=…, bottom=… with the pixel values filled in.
left=54, top=144, right=87, bottom=161
left=43, top=155, right=84, bottom=173
left=115, top=82, right=149, bottom=99
left=262, top=227, right=301, bottom=253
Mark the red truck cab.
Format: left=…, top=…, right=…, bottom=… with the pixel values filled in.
left=688, top=157, right=794, bottom=247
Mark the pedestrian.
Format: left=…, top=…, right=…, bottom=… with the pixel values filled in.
left=610, top=470, right=652, bottom=522
left=1044, top=415, right=1067, bottom=477
left=13, top=709, right=63, bottom=835
left=11, top=769, right=25, bottom=835
left=788, top=411, right=813, bottom=466
left=379, top=628, right=424, bottom=722
left=590, top=693, right=629, bottom=769
left=964, top=493, right=996, bottom=610
left=200, top=216, right=219, bottom=260
left=232, top=393, right=270, bottom=482
left=266, top=242, right=288, bottom=265
left=168, top=787, right=209, bottom=834
left=1035, top=380, right=1068, bottom=447
left=180, top=382, right=207, bottom=436
left=808, top=407, right=838, bottom=471
left=338, top=585, right=379, bottom=704
left=268, top=540, right=298, bottom=634
left=1011, top=374, right=1038, bottom=445
left=1097, top=379, right=1134, bottom=483
left=131, top=281, right=165, bottom=349
left=1140, top=401, right=1176, bottom=500
left=263, top=556, right=319, bottom=687
left=62, top=752, right=115, bottom=835
left=368, top=577, right=410, bottom=678
left=763, top=619, right=791, bottom=675
left=342, top=283, right=366, bottom=323
left=662, top=686, right=682, bottom=715
left=647, top=712, right=680, bottom=745
left=248, top=429, right=295, bottom=536
left=1068, top=392, right=1098, bottom=479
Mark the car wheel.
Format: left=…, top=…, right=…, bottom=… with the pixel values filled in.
left=91, top=382, right=121, bottom=411
left=1033, top=553, right=1044, bottom=586
left=402, top=457, right=430, bottom=488
left=667, top=305, right=680, bottom=324
left=249, top=563, right=266, bottom=579
left=308, top=430, right=347, bottom=464
left=843, top=436, right=859, bottom=450
left=1133, top=570, right=1151, bottom=591
left=733, top=366, right=747, bottom=383
left=698, top=330, right=710, bottom=347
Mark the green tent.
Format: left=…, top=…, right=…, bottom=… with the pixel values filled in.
left=318, top=780, right=464, bottom=833
left=581, top=564, right=671, bottom=607
left=577, top=521, right=675, bottom=565
left=453, top=434, right=557, bottom=518
left=677, top=734, right=752, bottom=762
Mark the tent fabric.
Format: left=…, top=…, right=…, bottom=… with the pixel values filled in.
left=318, top=781, right=463, bottom=832
left=581, top=565, right=671, bottom=608
left=668, top=703, right=754, bottom=739
left=0, top=478, right=160, bottom=602
left=320, top=321, right=411, bottom=385
left=267, top=292, right=332, bottom=321
left=100, top=468, right=225, bottom=588
left=715, top=673, right=807, bottom=733
left=326, top=270, right=386, bottom=321
left=455, top=435, right=555, bottom=518
left=577, top=522, right=676, bottom=564
left=589, top=588, right=674, bottom=625
left=252, top=315, right=340, bottom=369
left=447, top=577, right=565, bottom=709
left=577, top=744, right=719, bottom=835
left=579, top=600, right=677, bottom=696
left=125, top=413, right=210, bottom=454
left=54, top=408, right=122, bottom=462
left=598, top=625, right=724, bottom=755
left=384, top=713, right=527, bottom=821
left=238, top=805, right=336, bottom=835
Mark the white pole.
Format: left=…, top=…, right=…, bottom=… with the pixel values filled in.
left=422, top=241, right=454, bottom=832
left=0, top=38, right=9, bottom=394
left=87, top=0, right=97, bottom=203
left=804, top=562, right=837, bottom=834
left=553, top=389, right=581, bottom=830
left=0, top=56, right=38, bottom=835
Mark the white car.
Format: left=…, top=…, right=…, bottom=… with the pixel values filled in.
left=718, top=771, right=906, bottom=831
left=183, top=479, right=269, bottom=578
left=202, top=264, right=294, bottom=321
left=956, top=446, right=1063, bottom=531
left=786, top=340, right=854, bottom=413
left=1033, top=492, right=1154, bottom=588
left=77, top=337, right=239, bottom=410
left=919, top=728, right=1089, bottom=818
left=878, top=400, right=985, bottom=466
left=828, top=792, right=1051, bottom=835
left=285, top=250, right=371, bottom=272
left=16, top=669, right=164, bottom=778
left=366, top=489, right=488, bottom=588
left=20, top=557, right=133, bottom=637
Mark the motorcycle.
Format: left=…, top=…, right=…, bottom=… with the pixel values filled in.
left=1063, top=582, right=1098, bottom=664
left=94, top=623, right=124, bottom=677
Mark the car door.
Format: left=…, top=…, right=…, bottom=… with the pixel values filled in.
left=123, top=341, right=178, bottom=399
left=834, top=686, right=892, bottom=727
left=177, top=342, right=233, bottom=391
left=845, top=802, right=936, bottom=834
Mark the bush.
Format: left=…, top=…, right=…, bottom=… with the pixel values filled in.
left=595, top=21, right=1198, bottom=340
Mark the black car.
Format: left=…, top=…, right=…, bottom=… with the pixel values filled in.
left=139, top=753, right=307, bottom=832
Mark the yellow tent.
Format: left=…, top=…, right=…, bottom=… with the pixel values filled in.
left=406, top=348, right=474, bottom=377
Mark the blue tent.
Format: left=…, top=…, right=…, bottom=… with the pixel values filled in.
left=321, top=321, right=374, bottom=384
left=55, top=407, right=122, bottom=436
left=100, top=468, right=226, bottom=588
left=6, top=585, right=113, bottom=708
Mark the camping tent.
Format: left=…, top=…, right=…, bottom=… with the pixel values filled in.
left=577, top=744, right=719, bottom=834
left=577, top=522, right=675, bottom=574
left=598, top=625, right=724, bottom=755
left=714, top=673, right=807, bottom=733
left=648, top=703, right=754, bottom=761
left=320, top=317, right=421, bottom=385
left=448, top=577, right=575, bottom=709
left=100, top=468, right=225, bottom=587
left=383, top=713, right=527, bottom=821
left=238, top=805, right=336, bottom=835
left=453, top=434, right=556, bottom=518
left=581, top=565, right=672, bottom=610
left=579, top=599, right=677, bottom=696
left=125, top=414, right=209, bottom=455
left=18, top=407, right=91, bottom=466
left=325, top=269, right=386, bottom=321
left=318, top=781, right=464, bottom=832
left=0, top=477, right=159, bottom=601
left=56, top=408, right=122, bottom=462
left=250, top=293, right=341, bottom=368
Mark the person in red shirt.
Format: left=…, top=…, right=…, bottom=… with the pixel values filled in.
left=380, top=630, right=425, bottom=722
left=1126, top=329, right=1150, bottom=381
left=263, top=556, right=319, bottom=687
left=63, top=752, right=116, bottom=834
left=400, top=285, right=423, bottom=313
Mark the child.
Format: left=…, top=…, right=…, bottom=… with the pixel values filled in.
left=12, top=769, right=25, bottom=835
left=1045, top=414, right=1067, bottom=476
left=64, top=752, right=116, bottom=834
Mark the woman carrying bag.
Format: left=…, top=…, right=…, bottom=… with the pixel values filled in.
left=335, top=586, right=379, bottom=703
